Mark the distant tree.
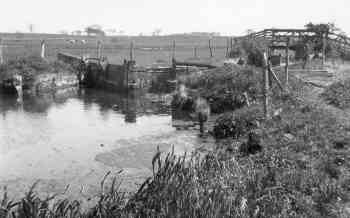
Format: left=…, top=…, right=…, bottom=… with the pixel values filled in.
left=85, top=25, right=105, bottom=36
left=305, top=22, right=339, bottom=36
left=59, top=30, right=69, bottom=35
left=152, top=28, right=162, bottom=36
left=304, top=22, right=342, bottom=57
left=105, top=28, right=117, bottom=35
left=72, top=30, right=83, bottom=35
left=246, top=29, right=255, bottom=35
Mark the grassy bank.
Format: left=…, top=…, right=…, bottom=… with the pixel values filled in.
left=1, top=62, right=350, bottom=217
left=0, top=55, right=73, bottom=80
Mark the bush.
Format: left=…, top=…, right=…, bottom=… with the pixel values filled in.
left=179, top=65, right=261, bottom=114
left=0, top=55, right=74, bottom=81
left=213, top=106, right=262, bottom=139
left=321, top=78, right=350, bottom=109
left=171, top=93, right=195, bottom=113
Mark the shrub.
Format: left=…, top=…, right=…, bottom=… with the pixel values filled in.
left=0, top=55, right=74, bottom=81
left=321, top=78, right=350, bottom=109
left=213, top=105, right=262, bottom=139
left=178, top=65, right=261, bottom=114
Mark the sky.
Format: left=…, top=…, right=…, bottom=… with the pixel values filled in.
left=1, top=0, right=350, bottom=36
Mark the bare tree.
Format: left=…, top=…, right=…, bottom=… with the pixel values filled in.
left=152, top=28, right=162, bottom=36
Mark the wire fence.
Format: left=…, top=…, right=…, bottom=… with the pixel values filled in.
left=0, top=37, right=228, bottom=66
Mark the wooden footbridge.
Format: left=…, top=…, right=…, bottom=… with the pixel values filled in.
left=233, top=28, right=350, bottom=119
left=235, top=28, right=350, bottom=58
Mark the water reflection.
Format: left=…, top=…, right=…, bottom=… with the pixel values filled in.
left=0, top=87, right=179, bottom=200
left=0, top=88, right=171, bottom=123
left=123, top=92, right=137, bottom=123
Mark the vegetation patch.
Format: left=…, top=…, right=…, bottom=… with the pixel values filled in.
left=321, top=78, right=350, bottom=109
left=178, top=64, right=261, bottom=114
left=213, top=105, right=262, bottom=139
left=0, top=55, right=74, bottom=81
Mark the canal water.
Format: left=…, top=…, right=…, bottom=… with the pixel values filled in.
left=0, top=88, right=214, bottom=201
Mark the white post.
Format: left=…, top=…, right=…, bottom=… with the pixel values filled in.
left=41, top=40, right=46, bottom=59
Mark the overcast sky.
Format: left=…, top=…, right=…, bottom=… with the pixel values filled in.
left=1, top=0, right=350, bottom=36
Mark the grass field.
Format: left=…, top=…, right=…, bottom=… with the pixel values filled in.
left=0, top=33, right=229, bottom=66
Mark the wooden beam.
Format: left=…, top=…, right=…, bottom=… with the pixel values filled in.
left=209, top=39, right=213, bottom=58
left=173, top=60, right=216, bottom=69
left=268, top=64, right=285, bottom=92
left=263, top=52, right=270, bottom=119
left=285, top=38, right=290, bottom=86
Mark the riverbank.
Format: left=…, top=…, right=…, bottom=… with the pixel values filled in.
left=0, top=55, right=78, bottom=95
left=1, top=60, right=350, bottom=217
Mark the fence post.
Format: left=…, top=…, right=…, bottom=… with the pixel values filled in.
left=263, top=52, right=270, bottom=119
left=97, top=40, right=102, bottom=59
left=130, top=41, right=134, bottom=61
left=41, top=40, right=46, bottom=59
left=226, top=37, right=229, bottom=57
left=172, top=40, right=176, bottom=60
left=209, top=39, right=213, bottom=58
left=322, top=33, right=326, bottom=68
left=285, top=37, right=290, bottom=86
left=0, top=38, right=3, bottom=65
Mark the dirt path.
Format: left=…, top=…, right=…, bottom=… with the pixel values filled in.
left=292, top=61, right=350, bottom=128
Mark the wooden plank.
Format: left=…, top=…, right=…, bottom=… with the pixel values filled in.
left=173, top=60, right=216, bottom=69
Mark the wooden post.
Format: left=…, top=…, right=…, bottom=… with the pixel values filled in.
left=130, top=41, right=134, bottom=61
left=40, top=40, right=46, bottom=59
left=263, top=52, right=270, bottom=119
left=0, top=38, right=3, bottom=65
left=209, top=39, right=213, bottom=58
left=226, top=38, right=229, bottom=57
left=172, top=40, right=176, bottom=60
left=230, top=38, right=233, bottom=51
left=285, top=38, right=290, bottom=86
left=194, top=46, right=197, bottom=58
left=343, top=38, right=346, bottom=64
left=322, top=34, right=326, bottom=68
left=97, top=40, right=102, bottom=59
